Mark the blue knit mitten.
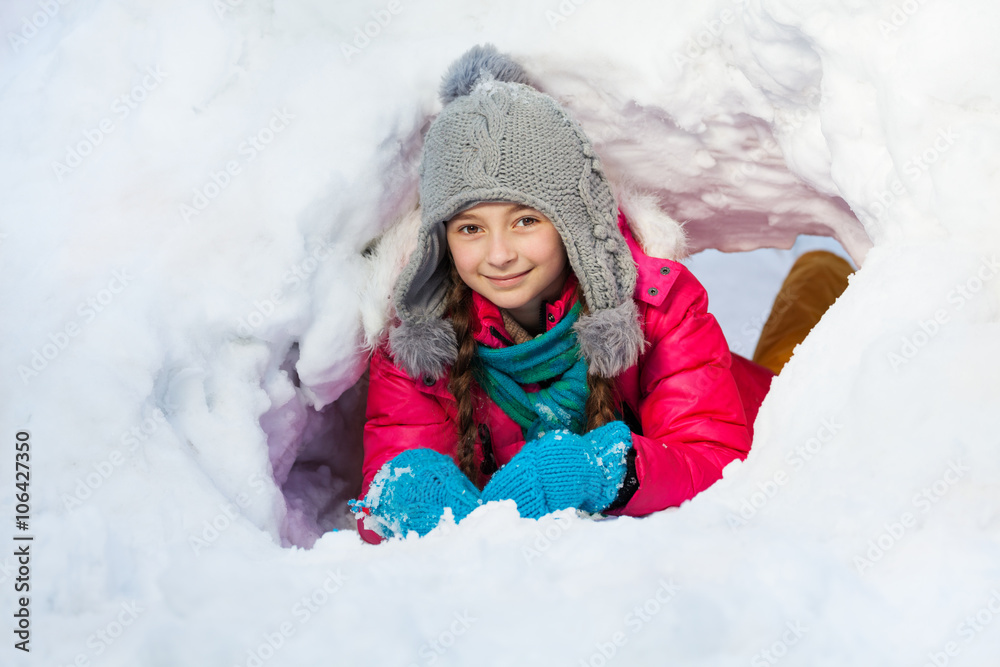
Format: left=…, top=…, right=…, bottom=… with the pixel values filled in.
left=350, top=449, right=482, bottom=539
left=481, top=421, right=632, bottom=518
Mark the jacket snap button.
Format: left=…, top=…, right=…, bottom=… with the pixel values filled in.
left=547, top=313, right=556, bottom=323
left=422, top=375, right=435, bottom=386
left=660, top=266, right=671, bottom=275
left=648, top=287, right=659, bottom=296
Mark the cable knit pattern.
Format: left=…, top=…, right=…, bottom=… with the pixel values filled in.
left=481, top=421, right=632, bottom=518
left=390, top=43, right=643, bottom=381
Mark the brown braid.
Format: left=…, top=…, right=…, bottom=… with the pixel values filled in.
left=444, top=264, right=481, bottom=482
left=444, top=271, right=624, bottom=483
left=585, top=373, right=619, bottom=431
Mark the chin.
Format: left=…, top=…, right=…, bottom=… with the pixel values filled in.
left=482, top=292, right=528, bottom=311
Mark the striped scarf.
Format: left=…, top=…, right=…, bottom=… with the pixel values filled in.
left=473, top=302, right=589, bottom=440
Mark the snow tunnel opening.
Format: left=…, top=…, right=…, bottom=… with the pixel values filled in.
left=263, top=86, right=876, bottom=548
left=261, top=342, right=367, bottom=549
left=684, top=232, right=858, bottom=363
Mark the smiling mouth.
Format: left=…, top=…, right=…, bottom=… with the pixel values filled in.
left=485, top=270, right=530, bottom=286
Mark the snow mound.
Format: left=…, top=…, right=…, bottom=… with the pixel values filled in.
left=2, top=0, right=999, bottom=665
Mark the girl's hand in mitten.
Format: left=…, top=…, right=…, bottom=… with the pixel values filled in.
left=350, top=449, right=481, bottom=539
left=480, top=421, right=632, bottom=518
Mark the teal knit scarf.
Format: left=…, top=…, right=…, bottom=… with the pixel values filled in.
left=473, top=302, right=589, bottom=440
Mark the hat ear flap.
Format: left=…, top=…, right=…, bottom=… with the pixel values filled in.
left=389, top=210, right=457, bottom=380
left=393, top=215, right=450, bottom=327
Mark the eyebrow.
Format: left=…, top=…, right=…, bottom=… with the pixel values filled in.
left=450, top=203, right=537, bottom=222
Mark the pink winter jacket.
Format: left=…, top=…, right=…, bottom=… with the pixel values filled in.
left=357, top=212, right=774, bottom=543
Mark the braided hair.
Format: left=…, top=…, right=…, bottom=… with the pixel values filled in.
left=443, top=264, right=620, bottom=484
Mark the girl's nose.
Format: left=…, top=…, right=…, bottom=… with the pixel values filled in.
left=487, top=232, right=517, bottom=267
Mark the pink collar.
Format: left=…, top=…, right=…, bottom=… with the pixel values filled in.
left=470, top=273, right=579, bottom=348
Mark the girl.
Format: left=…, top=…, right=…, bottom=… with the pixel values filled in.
left=351, top=44, right=784, bottom=543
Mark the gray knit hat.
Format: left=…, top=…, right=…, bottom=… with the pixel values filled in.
left=389, top=44, right=643, bottom=380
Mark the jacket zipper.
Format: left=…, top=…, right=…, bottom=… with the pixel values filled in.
left=478, top=423, right=498, bottom=476
left=488, top=325, right=515, bottom=347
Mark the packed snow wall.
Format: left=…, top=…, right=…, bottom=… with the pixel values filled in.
left=1, top=0, right=999, bottom=665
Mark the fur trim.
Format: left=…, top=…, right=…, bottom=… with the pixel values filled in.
left=387, top=318, right=457, bottom=381
left=615, top=184, right=689, bottom=261
left=359, top=206, right=423, bottom=350
left=573, top=300, right=645, bottom=378
left=439, top=43, right=532, bottom=104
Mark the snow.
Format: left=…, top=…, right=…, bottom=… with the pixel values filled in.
left=2, top=0, right=999, bottom=665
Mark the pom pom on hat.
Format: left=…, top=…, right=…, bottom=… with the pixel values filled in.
left=438, top=43, right=532, bottom=104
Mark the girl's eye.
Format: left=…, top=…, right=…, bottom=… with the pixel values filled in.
left=457, top=224, right=480, bottom=235
left=515, top=216, right=539, bottom=227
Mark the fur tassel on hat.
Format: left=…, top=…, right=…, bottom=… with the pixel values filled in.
left=573, top=300, right=645, bottom=378
left=388, top=317, right=457, bottom=382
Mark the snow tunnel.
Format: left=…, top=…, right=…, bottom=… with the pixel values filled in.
left=267, top=53, right=874, bottom=548
left=8, top=0, right=1000, bottom=663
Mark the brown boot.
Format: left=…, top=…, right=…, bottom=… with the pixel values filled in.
left=753, top=250, right=854, bottom=375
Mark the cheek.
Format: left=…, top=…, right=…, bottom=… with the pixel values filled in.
left=532, top=233, right=567, bottom=273
left=447, top=242, right=479, bottom=279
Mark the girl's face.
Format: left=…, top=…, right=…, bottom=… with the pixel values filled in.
left=445, top=201, right=569, bottom=330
